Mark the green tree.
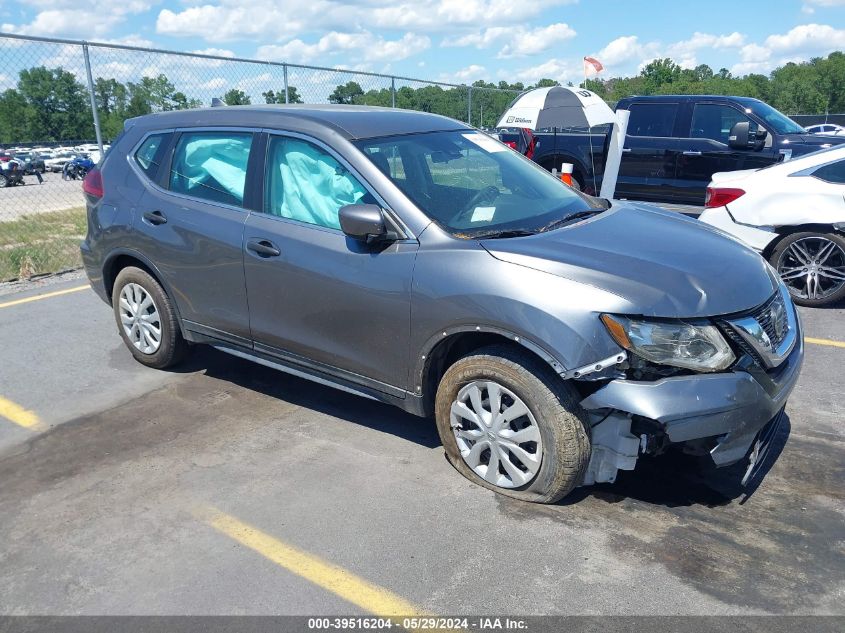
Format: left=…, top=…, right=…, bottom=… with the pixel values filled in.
left=262, top=87, right=303, bottom=104
left=0, top=89, right=30, bottom=143
left=329, top=81, right=364, bottom=104
left=640, top=58, right=682, bottom=92
left=17, top=66, right=92, bottom=141
left=223, top=88, right=251, bottom=105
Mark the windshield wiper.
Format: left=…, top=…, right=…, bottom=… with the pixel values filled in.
left=541, top=208, right=606, bottom=232
left=469, top=229, right=538, bottom=240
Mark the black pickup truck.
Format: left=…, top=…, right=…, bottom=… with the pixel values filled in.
left=515, top=95, right=845, bottom=204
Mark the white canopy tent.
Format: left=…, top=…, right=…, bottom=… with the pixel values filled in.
left=496, top=86, right=629, bottom=199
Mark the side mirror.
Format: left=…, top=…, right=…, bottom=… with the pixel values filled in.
left=728, top=121, right=751, bottom=149
left=339, top=203, right=395, bottom=243
left=729, top=121, right=766, bottom=150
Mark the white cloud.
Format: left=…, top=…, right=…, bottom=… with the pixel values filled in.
left=371, top=0, right=574, bottom=31
left=193, top=48, right=236, bottom=58
left=443, top=27, right=509, bottom=49
left=802, top=0, right=845, bottom=13
left=3, top=2, right=155, bottom=37
left=3, top=9, right=123, bottom=37
left=156, top=0, right=575, bottom=42
left=499, top=23, right=576, bottom=58
left=257, top=31, right=430, bottom=64
left=443, top=22, right=575, bottom=58
left=508, top=58, right=580, bottom=85
left=731, top=23, right=845, bottom=75
left=449, top=64, right=486, bottom=82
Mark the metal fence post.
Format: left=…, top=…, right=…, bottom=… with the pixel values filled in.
left=391, top=77, right=396, bottom=108
left=467, top=86, right=472, bottom=126
left=82, top=42, right=104, bottom=156
left=283, top=63, right=289, bottom=104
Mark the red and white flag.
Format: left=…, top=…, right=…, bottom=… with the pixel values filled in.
left=583, top=56, right=604, bottom=77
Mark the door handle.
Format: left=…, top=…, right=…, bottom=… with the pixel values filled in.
left=682, top=150, right=702, bottom=156
left=247, top=239, right=281, bottom=258
left=622, top=148, right=632, bottom=153
left=142, top=210, right=167, bottom=226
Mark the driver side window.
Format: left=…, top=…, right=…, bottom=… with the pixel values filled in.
left=264, top=136, right=374, bottom=230
left=690, top=104, right=750, bottom=144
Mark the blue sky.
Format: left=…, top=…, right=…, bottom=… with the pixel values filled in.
left=2, top=0, right=845, bottom=86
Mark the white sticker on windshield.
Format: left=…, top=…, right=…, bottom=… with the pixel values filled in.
left=462, top=133, right=507, bottom=153
left=471, top=206, right=495, bottom=222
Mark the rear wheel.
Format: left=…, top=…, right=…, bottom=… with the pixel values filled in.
left=112, top=267, right=187, bottom=369
left=435, top=345, right=591, bottom=503
left=770, top=232, right=845, bottom=307
left=0, top=174, right=7, bottom=188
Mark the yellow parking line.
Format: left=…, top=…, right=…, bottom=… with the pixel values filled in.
left=0, top=396, right=43, bottom=430
left=0, top=284, right=89, bottom=309
left=805, top=337, right=845, bottom=349
left=204, top=507, right=425, bottom=617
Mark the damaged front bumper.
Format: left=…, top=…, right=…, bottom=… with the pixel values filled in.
left=579, top=330, right=804, bottom=484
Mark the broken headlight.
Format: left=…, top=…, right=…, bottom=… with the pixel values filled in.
left=600, top=314, right=735, bottom=373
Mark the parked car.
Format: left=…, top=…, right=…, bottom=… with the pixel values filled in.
left=523, top=95, right=845, bottom=203
left=13, top=152, right=46, bottom=174
left=82, top=106, right=803, bottom=503
left=805, top=123, right=845, bottom=136
left=45, top=151, right=77, bottom=172
left=699, top=145, right=845, bottom=307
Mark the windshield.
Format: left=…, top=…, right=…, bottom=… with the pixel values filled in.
left=741, top=100, right=806, bottom=135
left=354, top=130, right=602, bottom=238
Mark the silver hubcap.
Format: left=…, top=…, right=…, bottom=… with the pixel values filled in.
left=450, top=380, right=543, bottom=489
left=119, top=283, right=162, bottom=354
left=778, top=236, right=845, bottom=301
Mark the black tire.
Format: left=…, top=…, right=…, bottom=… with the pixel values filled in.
left=435, top=345, right=591, bottom=503
left=112, top=266, right=187, bottom=369
left=769, top=231, right=845, bottom=307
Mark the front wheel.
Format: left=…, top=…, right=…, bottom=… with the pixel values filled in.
left=112, top=267, right=187, bottom=369
left=769, top=231, right=845, bottom=307
left=0, top=174, right=7, bottom=188
left=434, top=345, right=591, bottom=503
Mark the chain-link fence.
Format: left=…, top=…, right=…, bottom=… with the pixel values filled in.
left=0, top=33, right=520, bottom=282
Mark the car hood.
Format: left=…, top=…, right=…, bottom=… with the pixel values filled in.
left=481, top=202, right=777, bottom=318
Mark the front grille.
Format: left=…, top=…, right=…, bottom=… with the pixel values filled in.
left=722, top=326, right=760, bottom=364
left=751, top=292, right=789, bottom=349
left=720, top=289, right=795, bottom=370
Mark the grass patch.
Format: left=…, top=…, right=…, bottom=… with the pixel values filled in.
left=0, top=207, right=87, bottom=282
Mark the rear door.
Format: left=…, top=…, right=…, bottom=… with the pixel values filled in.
left=675, top=102, right=778, bottom=204
left=130, top=128, right=256, bottom=344
left=242, top=132, right=418, bottom=393
left=616, top=101, right=681, bottom=202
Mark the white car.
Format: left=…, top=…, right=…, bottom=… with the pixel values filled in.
left=699, top=145, right=845, bottom=307
left=805, top=123, right=845, bottom=136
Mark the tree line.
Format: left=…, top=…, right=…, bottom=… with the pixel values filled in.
left=1, top=51, right=843, bottom=145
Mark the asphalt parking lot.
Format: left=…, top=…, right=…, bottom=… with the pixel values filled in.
left=0, top=276, right=842, bottom=617
left=0, top=172, right=84, bottom=221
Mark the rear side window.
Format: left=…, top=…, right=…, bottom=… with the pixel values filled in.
left=134, top=133, right=170, bottom=179
left=169, top=131, right=253, bottom=206
left=812, top=159, right=845, bottom=184
left=626, top=103, right=677, bottom=137
left=690, top=104, right=750, bottom=143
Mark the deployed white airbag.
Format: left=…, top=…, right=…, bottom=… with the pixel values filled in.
left=270, top=139, right=367, bottom=229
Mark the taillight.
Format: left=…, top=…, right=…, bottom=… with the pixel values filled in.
left=504, top=141, right=517, bottom=149
left=704, top=187, right=745, bottom=208
left=82, top=168, right=104, bottom=199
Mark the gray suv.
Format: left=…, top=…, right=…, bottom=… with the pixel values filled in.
left=81, top=105, right=803, bottom=503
